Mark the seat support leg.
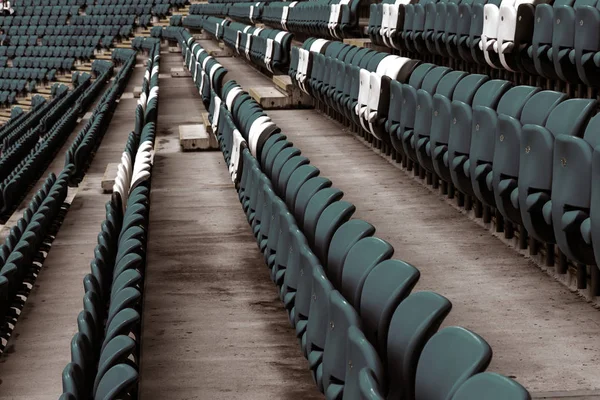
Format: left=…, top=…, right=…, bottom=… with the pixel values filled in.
left=591, top=265, right=600, bottom=296
left=457, top=191, right=465, bottom=207
left=556, top=250, right=568, bottom=274
left=577, top=264, right=587, bottom=290
left=546, top=243, right=555, bottom=267
left=504, top=221, right=514, bottom=239
left=495, top=209, right=503, bottom=232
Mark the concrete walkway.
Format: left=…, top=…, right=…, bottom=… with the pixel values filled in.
left=214, top=52, right=600, bottom=397
left=137, top=51, right=321, bottom=400
left=0, top=58, right=146, bottom=399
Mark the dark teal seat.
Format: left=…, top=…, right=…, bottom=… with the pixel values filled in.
left=359, top=259, right=420, bottom=361
left=94, top=363, right=138, bottom=400
left=415, top=326, right=492, bottom=400
left=387, top=291, right=452, bottom=399
left=469, top=85, right=539, bottom=208
left=340, top=237, right=394, bottom=307
left=294, top=177, right=333, bottom=230
left=313, top=201, right=356, bottom=264
left=518, top=98, right=597, bottom=245
left=285, top=165, right=320, bottom=210
left=322, top=290, right=362, bottom=398
left=327, top=220, right=376, bottom=288
left=550, top=113, right=600, bottom=267
left=448, top=79, right=512, bottom=201
left=303, top=188, right=344, bottom=247
left=305, top=265, right=334, bottom=390
left=452, top=372, right=531, bottom=400
left=492, top=90, right=566, bottom=227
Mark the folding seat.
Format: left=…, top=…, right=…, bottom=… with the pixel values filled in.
left=550, top=0, right=595, bottom=84
left=461, top=0, right=495, bottom=65
left=293, top=176, right=334, bottom=231
left=94, top=364, right=138, bottom=399
left=363, top=57, right=420, bottom=145
left=281, top=229, right=316, bottom=315
left=337, top=237, right=394, bottom=310
left=423, top=0, right=446, bottom=55
left=341, top=326, right=386, bottom=400
left=386, top=63, right=436, bottom=161
left=518, top=99, right=596, bottom=246
left=453, top=372, right=531, bottom=399
left=469, top=86, right=539, bottom=209
left=359, top=259, right=420, bottom=361
left=321, top=290, right=362, bottom=398
left=574, top=2, right=600, bottom=86
left=415, top=326, right=492, bottom=399
left=386, top=291, right=452, bottom=399
left=447, top=79, right=512, bottom=204
left=303, top=188, right=345, bottom=248
left=399, top=66, right=452, bottom=167
left=305, top=264, right=334, bottom=390
left=270, top=209, right=298, bottom=284
left=415, top=70, right=468, bottom=176
left=549, top=113, right=600, bottom=267
left=404, top=0, right=437, bottom=54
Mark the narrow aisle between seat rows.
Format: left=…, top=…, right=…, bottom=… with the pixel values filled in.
left=211, top=53, right=600, bottom=395
left=0, top=61, right=146, bottom=400
left=138, top=51, right=321, bottom=400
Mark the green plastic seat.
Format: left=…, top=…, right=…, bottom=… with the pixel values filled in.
left=94, top=363, right=138, bottom=400
left=294, top=177, right=333, bottom=229
left=359, top=259, right=420, bottom=361
left=343, top=326, right=386, bottom=400
left=340, top=237, right=394, bottom=307
left=270, top=146, right=302, bottom=184
left=287, top=239, right=320, bottom=329
left=452, top=372, right=531, bottom=400
left=387, top=291, right=453, bottom=400
left=284, top=165, right=320, bottom=210
left=322, top=290, right=362, bottom=398
left=62, top=362, right=84, bottom=399
left=415, top=326, right=492, bottom=400
left=277, top=155, right=311, bottom=197
left=313, top=201, right=356, bottom=265
left=93, top=335, right=137, bottom=395
left=327, top=220, right=376, bottom=288
left=306, top=265, right=334, bottom=390
left=303, top=188, right=344, bottom=248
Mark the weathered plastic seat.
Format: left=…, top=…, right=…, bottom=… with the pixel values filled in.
left=549, top=113, right=600, bottom=266
left=387, top=291, right=453, bottom=399
left=415, top=326, right=493, bottom=400
left=359, top=259, right=420, bottom=361
left=448, top=79, right=512, bottom=199
left=518, top=98, right=597, bottom=244
left=470, top=85, right=539, bottom=208
left=340, top=237, right=394, bottom=308
left=492, top=90, right=566, bottom=226
left=452, top=372, right=531, bottom=400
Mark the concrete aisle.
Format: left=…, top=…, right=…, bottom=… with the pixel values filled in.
left=138, top=51, right=321, bottom=399
left=215, top=53, right=600, bottom=397
left=0, top=59, right=146, bottom=399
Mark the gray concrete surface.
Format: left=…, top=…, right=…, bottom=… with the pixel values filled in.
left=137, top=51, right=321, bottom=400
left=0, top=58, right=147, bottom=399
left=214, top=53, right=600, bottom=397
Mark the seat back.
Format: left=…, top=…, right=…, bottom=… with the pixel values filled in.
left=322, top=290, right=362, bottom=395
left=452, top=372, right=531, bottom=400
left=386, top=291, right=452, bottom=400
left=359, top=259, right=420, bottom=361
left=415, top=326, right=492, bottom=400
left=340, top=237, right=394, bottom=307
left=314, top=201, right=356, bottom=264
